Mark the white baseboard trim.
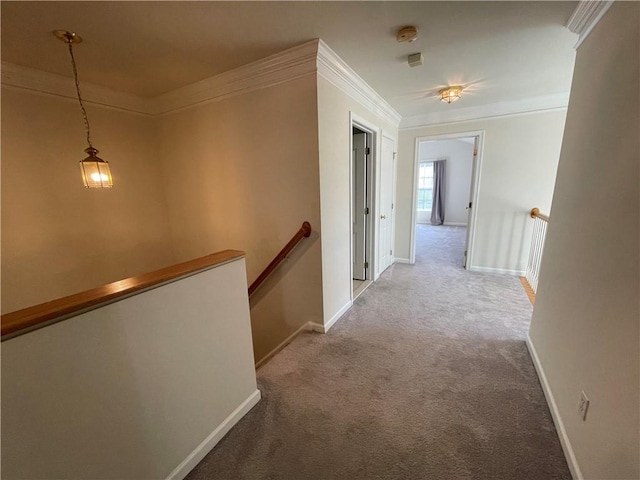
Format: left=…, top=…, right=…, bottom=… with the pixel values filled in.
left=308, top=321, right=325, bottom=333
left=526, top=335, right=582, bottom=480
left=468, top=266, right=525, bottom=276
left=394, top=258, right=412, bottom=264
left=325, top=301, right=352, bottom=332
left=310, top=301, right=353, bottom=334
left=416, top=222, right=467, bottom=227
left=166, top=389, right=261, bottom=480
left=255, top=322, right=313, bottom=369
left=353, top=280, right=372, bottom=300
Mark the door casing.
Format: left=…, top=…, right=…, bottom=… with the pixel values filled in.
left=379, top=135, right=396, bottom=274
left=352, top=131, right=368, bottom=280
left=349, top=112, right=397, bottom=299
left=408, top=130, right=485, bottom=267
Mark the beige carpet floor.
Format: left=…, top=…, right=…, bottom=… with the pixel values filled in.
left=187, top=225, right=571, bottom=480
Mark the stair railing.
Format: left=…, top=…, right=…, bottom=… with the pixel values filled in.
left=248, top=221, right=312, bottom=297
left=1, top=250, right=246, bottom=340
left=525, top=208, right=550, bottom=296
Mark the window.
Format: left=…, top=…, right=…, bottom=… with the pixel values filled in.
left=417, top=162, right=434, bottom=211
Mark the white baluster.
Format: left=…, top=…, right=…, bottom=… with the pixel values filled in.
left=526, top=211, right=550, bottom=295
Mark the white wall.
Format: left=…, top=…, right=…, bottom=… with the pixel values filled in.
left=417, top=139, right=474, bottom=225
left=528, top=3, right=639, bottom=479
left=396, top=110, right=566, bottom=272
left=1, top=86, right=176, bottom=313
left=317, top=75, right=399, bottom=326
left=155, top=75, right=324, bottom=363
left=1, top=257, right=259, bottom=479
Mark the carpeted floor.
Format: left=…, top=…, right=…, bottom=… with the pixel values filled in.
left=187, top=225, right=571, bottom=480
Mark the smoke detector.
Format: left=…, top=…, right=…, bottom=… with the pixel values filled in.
left=396, top=26, right=419, bottom=43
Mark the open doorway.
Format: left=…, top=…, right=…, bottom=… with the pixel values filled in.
left=350, top=114, right=395, bottom=300
left=352, top=125, right=372, bottom=297
left=409, top=131, right=483, bottom=268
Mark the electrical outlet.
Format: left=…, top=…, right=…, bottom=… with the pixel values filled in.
left=578, top=391, right=590, bottom=421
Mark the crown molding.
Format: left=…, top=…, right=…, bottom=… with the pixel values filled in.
left=152, top=39, right=319, bottom=115
left=1, top=62, right=155, bottom=115
left=316, top=40, right=402, bottom=127
left=3, top=39, right=402, bottom=127
left=399, top=93, right=570, bottom=130
left=566, top=0, right=614, bottom=49
left=2, top=42, right=319, bottom=117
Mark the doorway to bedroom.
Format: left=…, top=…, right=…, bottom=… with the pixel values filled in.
left=410, top=133, right=482, bottom=268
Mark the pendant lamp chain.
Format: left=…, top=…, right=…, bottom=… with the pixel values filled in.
left=67, top=41, right=93, bottom=149
left=54, top=29, right=113, bottom=188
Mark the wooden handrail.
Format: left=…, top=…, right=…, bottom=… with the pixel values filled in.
left=248, top=221, right=312, bottom=297
left=530, top=208, right=550, bottom=223
left=1, top=250, right=245, bottom=340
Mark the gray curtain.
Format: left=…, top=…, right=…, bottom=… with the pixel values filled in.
left=430, top=160, right=446, bottom=225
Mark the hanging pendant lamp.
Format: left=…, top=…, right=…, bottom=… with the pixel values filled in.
left=55, top=30, right=113, bottom=188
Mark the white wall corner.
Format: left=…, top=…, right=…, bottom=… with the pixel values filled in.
left=394, top=258, right=412, bottom=264
left=317, top=39, right=402, bottom=128
left=566, top=0, right=615, bottom=49
left=526, top=335, right=583, bottom=480
left=399, top=93, right=570, bottom=130
left=314, top=300, right=352, bottom=334
left=308, top=321, right=326, bottom=334
left=468, top=266, right=525, bottom=277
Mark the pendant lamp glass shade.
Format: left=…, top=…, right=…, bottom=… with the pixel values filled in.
left=439, top=86, right=463, bottom=103
left=80, top=147, right=113, bottom=188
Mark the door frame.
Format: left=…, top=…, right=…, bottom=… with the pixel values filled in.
left=349, top=112, right=379, bottom=297
left=352, top=131, right=368, bottom=281
left=408, top=130, right=485, bottom=267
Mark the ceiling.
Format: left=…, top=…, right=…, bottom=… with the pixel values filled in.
left=1, top=1, right=578, bottom=119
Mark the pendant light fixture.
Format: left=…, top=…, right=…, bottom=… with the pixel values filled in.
left=55, top=30, right=113, bottom=188
left=439, top=86, right=463, bottom=104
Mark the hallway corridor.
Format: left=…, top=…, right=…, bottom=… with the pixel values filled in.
left=187, top=226, right=570, bottom=479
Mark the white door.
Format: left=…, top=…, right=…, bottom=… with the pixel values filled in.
left=463, top=137, right=478, bottom=268
left=353, top=133, right=367, bottom=280
left=379, top=136, right=395, bottom=273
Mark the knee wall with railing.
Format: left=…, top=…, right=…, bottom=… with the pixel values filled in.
left=525, top=207, right=550, bottom=294
left=1, top=250, right=259, bottom=479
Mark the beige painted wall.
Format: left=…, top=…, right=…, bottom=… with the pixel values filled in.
left=529, top=3, right=640, bottom=479
left=2, top=257, right=258, bottom=479
left=396, top=110, right=566, bottom=272
left=1, top=87, right=175, bottom=313
left=155, top=75, right=323, bottom=362
left=317, top=76, right=399, bottom=324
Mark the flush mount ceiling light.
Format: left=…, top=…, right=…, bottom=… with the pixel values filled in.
left=396, top=26, right=419, bottom=43
left=54, top=30, right=113, bottom=188
left=439, top=86, right=463, bottom=104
